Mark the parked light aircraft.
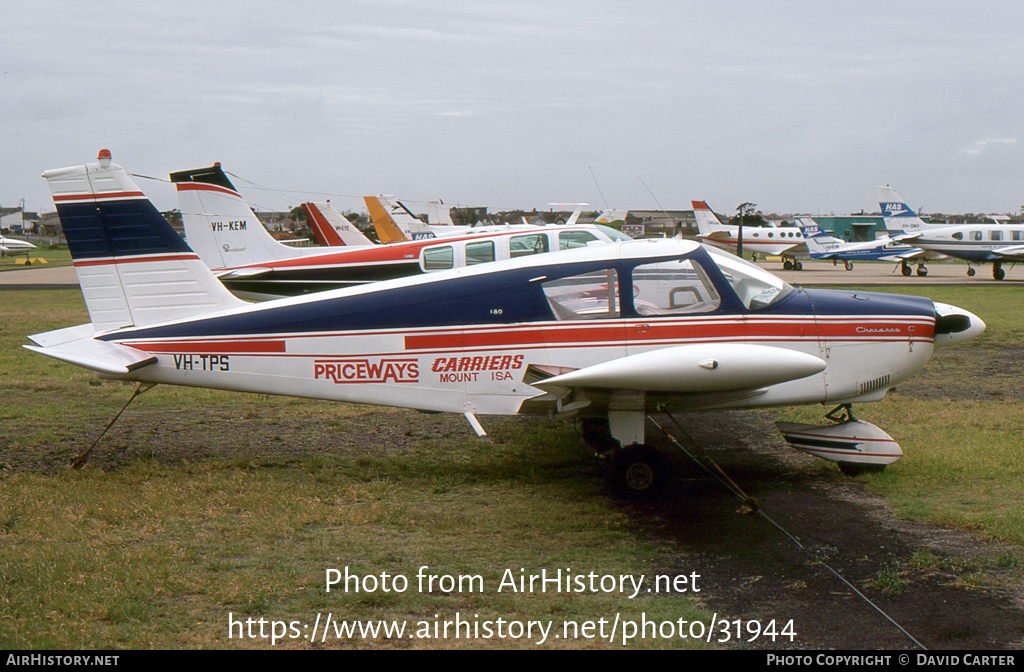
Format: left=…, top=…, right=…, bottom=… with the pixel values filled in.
left=692, top=201, right=807, bottom=269
left=366, top=195, right=593, bottom=244
left=795, top=218, right=933, bottom=275
left=302, top=201, right=374, bottom=247
left=175, top=163, right=628, bottom=300
left=878, top=187, right=1024, bottom=280
left=0, top=235, right=36, bottom=256
left=29, top=153, right=986, bottom=497
left=365, top=194, right=448, bottom=242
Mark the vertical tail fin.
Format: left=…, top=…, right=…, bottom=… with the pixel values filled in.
left=795, top=217, right=837, bottom=255
left=302, top=201, right=374, bottom=247
left=364, top=195, right=411, bottom=243
left=876, top=186, right=933, bottom=235
left=171, top=163, right=301, bottom=269
left=424, top=199, right=454, bottom=226
left=43, top=150, right=247, bottom=332
left=691, top=200, right=728, bottom=236
left=367, top=195, right=438, bottom=241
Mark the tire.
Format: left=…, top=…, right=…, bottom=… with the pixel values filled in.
left=783, top=259, right=793, bottom=270
left=917, top=266, right=928, bottom=277
left=612, top=444, right=666, bottom=500
left=967, top=267, right=976, bottom=277
left=844, top=260, right=853, bottom=271
left=794, top=261, right=803, bottom=271
left=901, top=264, right=912, bottom=277
left=994, top=266, right=1005, bottom=281
left=838, top=462, right=886, bottom=477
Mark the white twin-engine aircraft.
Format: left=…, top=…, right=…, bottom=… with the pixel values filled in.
left=28, top=153, right=985, bottom=497
left=692, top=200, right=808, bottom=270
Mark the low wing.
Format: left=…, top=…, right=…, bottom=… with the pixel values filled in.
left=991, top=244, right=1024, bottom=260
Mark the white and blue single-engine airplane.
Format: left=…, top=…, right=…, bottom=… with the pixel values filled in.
left=27, top=153, right=986, bottom=497
left=795, top=217, right=935, bottom=275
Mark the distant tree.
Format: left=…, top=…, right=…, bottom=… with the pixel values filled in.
left=730, top=202, right=767, bottom=258
left=728, top=202, right=768, bottom=228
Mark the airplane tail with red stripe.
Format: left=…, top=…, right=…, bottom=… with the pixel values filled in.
left=302, top=201, right=374, bottom=247
left=42, top=150, right=247, bottom=333
left=691, top=200, right=729, bottom=237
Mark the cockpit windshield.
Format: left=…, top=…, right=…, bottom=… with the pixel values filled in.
left=704, top=245, right=794, bottom=309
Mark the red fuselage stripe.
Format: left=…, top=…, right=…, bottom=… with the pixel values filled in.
left=130, top=340, right=287, bottom=354
left=404, top=320, right=934, bottom=350
left=73, top=254, right=200, bottom=267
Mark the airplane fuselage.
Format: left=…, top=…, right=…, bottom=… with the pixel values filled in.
left=92, top=242, right=939, bottom=417
left=909, top=224, right=1024, bottom=263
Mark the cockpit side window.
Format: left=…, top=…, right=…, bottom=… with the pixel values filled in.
left=542, top=269, right=619, bottom=320
left=465, top=240, right=495, bottom=265
left=422, top=245, right=454, bottom=271
left=630, top=258, right=721, bottom=315
left=510, top=233, right=550, bottom=258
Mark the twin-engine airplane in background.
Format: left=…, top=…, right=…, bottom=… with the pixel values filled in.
left=28, top=153, right=985, bottom=498
left=692, top=200, right=808, bottom=270
left=795, top=218, right=935, bottom=275
left=878, top=186, right=1024, bottom=280
left=173, top=163, right=627, bottom=300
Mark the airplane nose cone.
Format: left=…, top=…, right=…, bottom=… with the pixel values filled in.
left=933, top=302, right=986, bottom=347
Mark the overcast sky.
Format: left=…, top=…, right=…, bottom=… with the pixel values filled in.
left=2, top=1, right=1022, bottom=217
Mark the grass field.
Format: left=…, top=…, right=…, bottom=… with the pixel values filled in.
left=1, top=290, right=712, bottom=649
left=0, top=245, right=72, bottom=271
left=1, top=285, right=1021, bottom=648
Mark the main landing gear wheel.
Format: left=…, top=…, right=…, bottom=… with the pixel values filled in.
left=612, top=444, right=666, bottom=501
left=901, top=262, right=912, bottom=277
left=993, top=263, right=1005, bottom=280
left=967, top=267, right=976, bottom=276
left=794, top=260, right=803, bottom=271
left=783, top=259, right=793, bottom=270
left=837, top=462, right=887, bottom=477
left=917, top=265, right=928, bottom=277
left=844, top=260, right=854, bottom=271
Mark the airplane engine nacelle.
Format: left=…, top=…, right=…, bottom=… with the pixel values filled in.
left=775, top=419, right=903, bottom=467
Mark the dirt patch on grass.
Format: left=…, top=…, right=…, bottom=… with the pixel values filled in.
left=638, top=410, right=1024, bottom=650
